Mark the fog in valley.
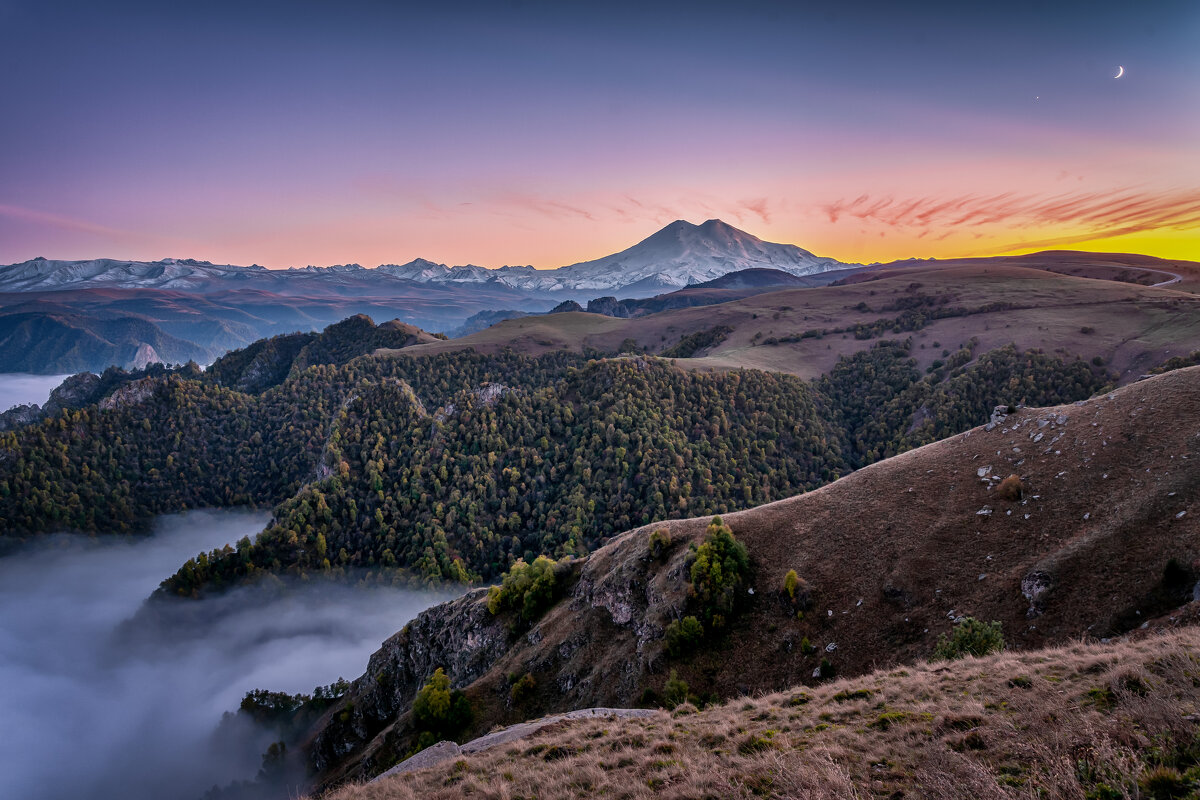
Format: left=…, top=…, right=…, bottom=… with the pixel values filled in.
left=0, top=373, right=72, bottom=411
left=0, top=509, right=460, bottom=800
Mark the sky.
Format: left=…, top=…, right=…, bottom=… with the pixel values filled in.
left=0, top=0, right=1197, bottom=268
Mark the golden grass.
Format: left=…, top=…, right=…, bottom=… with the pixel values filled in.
left=318, top=628, right=1200, bottom=799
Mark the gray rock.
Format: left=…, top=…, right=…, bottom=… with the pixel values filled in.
left=373, top=740, right=462, bottom=781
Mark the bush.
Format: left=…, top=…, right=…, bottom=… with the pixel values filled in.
left=412, top=668, right=473, bottom=739
left=995, top=474, right=1023, bottom=501
left=664, top=669, right=689, bottom=709
left=487, top=555, right=564, bottom=624
left=934, top=617, right=1004, bottom=660
left=1139, top=765, right=1190, bottom=800
left=648, top=529, right=671, bottom=560
left=784, top=569, right=798, bottom=600
left=665, top=615, right=705, bottom=657
left=688, top=517, right=750, bottom=628
left=509, top=672, right=536, bottom=704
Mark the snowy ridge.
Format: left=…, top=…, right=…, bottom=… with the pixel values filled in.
left=0, top=220, right=852, bottom=296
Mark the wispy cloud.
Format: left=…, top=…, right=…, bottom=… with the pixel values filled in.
left=818, top=188, right=1200, bottom=246
left=0, top=204, right=134, bottom=239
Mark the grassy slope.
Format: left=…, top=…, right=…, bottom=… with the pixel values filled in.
left=300, top=365, right=1200, bottom=789
left=327, top=625, right=1200, bottom=800
left=388, top=264, right=1200, bottom=385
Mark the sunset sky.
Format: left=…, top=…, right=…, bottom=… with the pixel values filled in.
left=1, top=0, right=1197, bottom=268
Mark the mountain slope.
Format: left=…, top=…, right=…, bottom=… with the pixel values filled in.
left=295, top=365, right=1200, bottom=787
left=399, top=264, right=1200, bottom=384
left=323, top=627, right=1200, bottom=800
left=0, top=311, right=217, bottom=372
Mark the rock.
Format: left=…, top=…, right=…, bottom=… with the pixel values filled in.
left=373, top=740, right=462, bottom=781
left=98, top=377, right=159, bottom=411
left=1021, top=571, right=1052, bottom=618
left=0, top=403, right=43, bottom=432
left=128, top=343, right=161, bottom=370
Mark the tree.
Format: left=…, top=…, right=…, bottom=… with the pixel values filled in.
left=688, top=516, right=750, bottom=628
left=412, top=667, right=473, bottom=740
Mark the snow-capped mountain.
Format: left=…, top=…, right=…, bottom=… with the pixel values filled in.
left=374, top=220, right=849, bottom=293
left=0, top=257, right=270, bottom=292
left=537, top=219, right=847, bottom=291
left=0, top=220, right=851, bottom=296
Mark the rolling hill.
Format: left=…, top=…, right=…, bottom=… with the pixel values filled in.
left=397, top=261, right=1200, bottom=385
left=285, top=363, right=1200, bottom=790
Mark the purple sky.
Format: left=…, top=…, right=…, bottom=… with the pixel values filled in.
left=1, top=0, right=1197, bottom=267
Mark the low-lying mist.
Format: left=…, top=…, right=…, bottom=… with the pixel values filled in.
left=0, top=372, right=71, bottom=412
left=0, top=509, right=460, bottom=800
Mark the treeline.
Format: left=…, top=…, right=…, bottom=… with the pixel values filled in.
left=0, top=348, right=589, bottom=537
left=820, top=339, right=1114, bottom=466
left=161, top=357, right=845, bottom=594
left=0, top=320, right=1117, bottom=596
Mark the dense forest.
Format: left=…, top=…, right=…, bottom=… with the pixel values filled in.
left=0, top=314, right=1116, bottom=596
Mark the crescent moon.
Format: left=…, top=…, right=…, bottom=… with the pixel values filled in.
left=1115, top=65, right=1124, bottom=79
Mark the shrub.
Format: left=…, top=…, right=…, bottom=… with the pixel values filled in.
left=412, top=668, right=473, bottom=739
left=648, top=529, right=671, bottom=560
left=783, top=569, right=798, bottom=600
left=995, top=474, right=1023, bottom=501
left=818, top=658, right=836, bottom=679
left=832, top=688, right=873, bottom=703
left=934, top=617, right=1004, bottom=660
left=688, top=517, right=750, bottom=628
left=1139, top=765, right=1191, bottom=800
left=665, top=615, right=705, bottom=657
left=509, top=672, right=536, bottom=704
left=487, top=555, right=564, bottom=624
left=664, top=669, right=690, bottom=709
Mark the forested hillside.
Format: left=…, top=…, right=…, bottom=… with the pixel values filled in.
left=0, top=318, right=1116, bottom=595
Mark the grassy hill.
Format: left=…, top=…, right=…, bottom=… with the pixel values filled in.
left=394, top=263, right=1200, bottom=384
left=324, top=626, right=1200, bottom=800
left=287, top=365, right=1200, bottom=790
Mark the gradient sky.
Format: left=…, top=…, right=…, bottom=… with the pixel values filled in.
left=1, top=0, right=1197, bottom=268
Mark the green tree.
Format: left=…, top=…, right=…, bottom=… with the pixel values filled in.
left=688, top=517, right=750, bottom=628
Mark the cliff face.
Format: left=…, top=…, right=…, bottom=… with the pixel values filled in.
left=308, top=588, right=508, bottom=779
left=305, top=526, right=699, bottom=788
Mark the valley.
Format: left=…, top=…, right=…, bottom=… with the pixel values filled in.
left=0, top=508, right=461, bottom=800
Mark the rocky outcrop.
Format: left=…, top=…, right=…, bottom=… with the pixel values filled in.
left=304, top=521, right=699, bottom=789
left=98, top=377, right=159, bottom=411
left=0, top=371, right=104, bottom=431
left=309, top=588, right=508, bottom=775
left=0, top=403, right=43, bottom=431
left=128, top=343, right=161, bottom=370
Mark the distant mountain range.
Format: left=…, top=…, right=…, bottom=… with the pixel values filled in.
left=0, top=220, right=857, bottom=374
left=0, top=219, right=850, bottom=297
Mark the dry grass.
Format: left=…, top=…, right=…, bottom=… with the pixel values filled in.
left=318, top=628, right=1200, bottom=800
left=384, top=262, right=1200, bottom=385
